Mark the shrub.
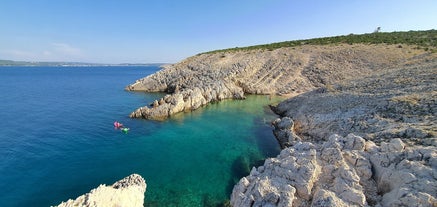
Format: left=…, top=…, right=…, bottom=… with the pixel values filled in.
left=200, top=29, right=437, bottom=55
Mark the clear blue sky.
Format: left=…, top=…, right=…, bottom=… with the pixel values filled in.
left=1, top=0, right=436, bottom=63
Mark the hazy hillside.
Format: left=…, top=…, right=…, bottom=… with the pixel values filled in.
left=0, top=59, right=162, bottom=67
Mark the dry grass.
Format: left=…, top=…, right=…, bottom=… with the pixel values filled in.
left=391, top=94, right=421, bottom=106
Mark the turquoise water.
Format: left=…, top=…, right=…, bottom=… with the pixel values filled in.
left=0, top=66, right=281, bottom=206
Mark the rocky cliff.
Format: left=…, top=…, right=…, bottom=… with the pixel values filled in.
left=54, top=174, right=146, bottom=207
left=126, top=44, right=425, bottom=120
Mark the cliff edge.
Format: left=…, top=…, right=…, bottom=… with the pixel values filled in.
left=54, top=174, right=146, bottom=207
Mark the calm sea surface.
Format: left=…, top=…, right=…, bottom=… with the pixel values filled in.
left=0, top=66, right=281, bottom=206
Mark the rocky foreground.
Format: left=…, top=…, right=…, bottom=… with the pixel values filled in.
left=54, top=174, right=146, bottom=207
left=231, top=132, right=436, bottom=206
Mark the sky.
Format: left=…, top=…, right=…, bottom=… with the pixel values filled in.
left=0, top=0, right=436, bottom=64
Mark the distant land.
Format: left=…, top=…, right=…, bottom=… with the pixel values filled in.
left=0, top=59, right=164, bottom=67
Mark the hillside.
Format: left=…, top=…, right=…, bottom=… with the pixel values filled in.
left=0, top=59, right=160, bottom=67
left=126, top=30, right=436, bottom=120
left=204, top=29, right=437, bottom=54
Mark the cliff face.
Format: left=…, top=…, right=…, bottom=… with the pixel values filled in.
left=126, top=44, right=423, bottom=120
left=54, top=174, right=146, bottom=207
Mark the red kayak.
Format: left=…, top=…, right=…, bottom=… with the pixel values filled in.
left=114, top=121, right=123, bottom=128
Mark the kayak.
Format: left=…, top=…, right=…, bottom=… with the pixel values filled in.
left=114, top=121, right=123, bottom=128
left=121, top=127, right=130, bottom=133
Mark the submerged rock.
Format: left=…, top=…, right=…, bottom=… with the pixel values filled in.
left=54, top=174, right=146, bottom=207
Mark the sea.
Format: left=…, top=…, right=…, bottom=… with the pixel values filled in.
left=0, top=66, right=281, bottom=207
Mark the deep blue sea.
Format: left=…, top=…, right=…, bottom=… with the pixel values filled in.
left=0, top=66, right=281, bottom=206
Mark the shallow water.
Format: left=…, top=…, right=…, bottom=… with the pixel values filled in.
left=0, top=66, right=281, bottom=206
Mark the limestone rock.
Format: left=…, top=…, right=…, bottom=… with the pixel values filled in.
left=369, top=139, right=437, bottom=207
left=54, top=174, right=146, bottom=207
left=272, top=54, right=437, bottom=144
left=126, top=44, right=428, bottom=120
left=230, top=134, right=437, bottom=207
left=272, top=117, right=302, bottom=148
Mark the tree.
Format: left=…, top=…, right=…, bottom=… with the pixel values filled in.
left=374, top=27, right=381, bottom=33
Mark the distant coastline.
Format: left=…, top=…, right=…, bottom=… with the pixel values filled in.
left=0, top=59, right=166, bottom=67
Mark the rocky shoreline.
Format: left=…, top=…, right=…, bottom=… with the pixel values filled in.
left=229, top=50, right=436, bottom=206
left=123, top=42, right=436, bottom=206
left=228, top=49, right=437, bottom=206
left=54, top=174, right=146, bottom=207
left=59, top=40, right=436, bottom=206
left=231, top=132, right=436, bottom=206
left=126, top=44, right=423, bottom=120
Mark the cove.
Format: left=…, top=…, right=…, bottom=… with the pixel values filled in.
left=139, top=95, right=282, bottom=206
left=0, top=66, right=281, bottom=206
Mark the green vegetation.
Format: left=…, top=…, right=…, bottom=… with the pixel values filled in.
left=203, top=29, right=437, bottom=54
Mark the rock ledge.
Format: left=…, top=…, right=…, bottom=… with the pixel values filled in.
left=54, top=174, right=146, bottom=207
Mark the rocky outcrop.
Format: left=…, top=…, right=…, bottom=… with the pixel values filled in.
left=231, top=133, right=437, bottom=206
left=272, top=54, right=437, bottom=145
left=127, top=44, right=426, bottom=120
left=54, top=174, right=146, bottom=207
left=231, top=53, right=437, bottom=206
left=129, top=83, right=244, bottom=120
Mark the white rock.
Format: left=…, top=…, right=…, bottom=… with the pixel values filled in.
left=231, top=133, right=437, bottom=207
left=54, top=174, right=146, bottom=207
